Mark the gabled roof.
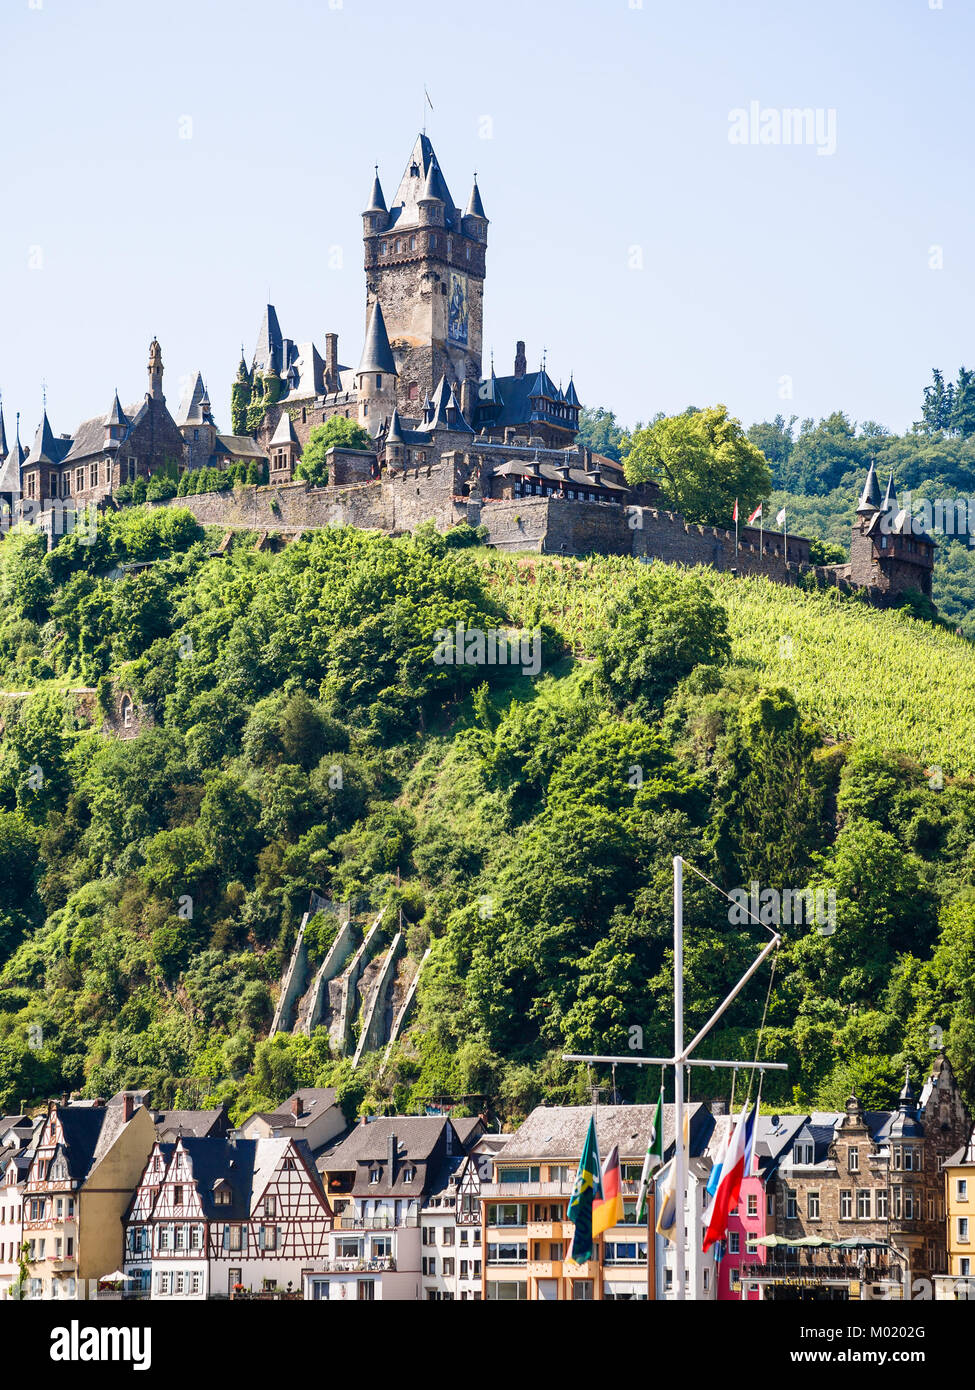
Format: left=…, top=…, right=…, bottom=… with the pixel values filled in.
left=415, top=375, right=473, bottom=434
left=499, top=1103, right=714, bottom=1163
left=357, top=300, right=397, bottom=377
left=176, top=372, right=210, bottom=427
left=285, top=342, right=327, bottom=398
left=528, top=366, right=558, bottom=401
left=62, top=403, right=142, bottom=464
left=153, top=1106, right=228, bottom=1141
left=263, top=1088, right=340, bottom=1131
left=171, top=1135, right=326, bottom=1221
left=387, top=134, right=458, bottom=231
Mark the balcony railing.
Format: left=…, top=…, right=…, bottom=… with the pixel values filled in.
left=315, top=1257, right=396, bottom=1274
left=527, top=1260, right=563, bottom=1279
left=334, top=1214, right=418, bottom=1230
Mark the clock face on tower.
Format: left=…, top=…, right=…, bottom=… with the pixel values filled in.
left=447, top=272, right=469, bottom=346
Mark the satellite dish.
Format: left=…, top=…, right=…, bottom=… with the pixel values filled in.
left=771, top=1115, right=780, bottom=1126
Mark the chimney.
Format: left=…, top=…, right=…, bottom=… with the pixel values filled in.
left=325, top=333, right=338, bottom=393
left=514, top=340, right=527, bottom=379
left=122, top=1093, right=136, bottom=1123
left=387, top=1131, right=397, bottom=1176
left=292, top=1094, right=304, bottom=1120
left=459, top=378, right=473, bottom=418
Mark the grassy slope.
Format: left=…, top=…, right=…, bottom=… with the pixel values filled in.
left=475, top=550, right=975, bottom=771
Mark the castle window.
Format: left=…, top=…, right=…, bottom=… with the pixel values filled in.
left=410, top=235, right=416, bottom=251
left=380, top=241, right=388, bottom=255
left=376, top=375, right=383, bottom=390
left=409, top=382, right=419, bottom=401
left=193, top=429, right=199, bottom=440
left=430, top=235, right=437, bottom=249
left=447, top=238, right=452, bottom=257
left=301, top=407, right=307, bottom=424
left=466, top=246, right=471, bottom=260
left=128, top=458, right=137, bottom=481
left=395, top=238, right=402, bottom=253
left=76, top=468, right=84, bottom=493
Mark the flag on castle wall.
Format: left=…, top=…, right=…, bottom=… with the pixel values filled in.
left=747, top=503, right=762, bottom=524
left=566, top=1115, right=603, bottom=1264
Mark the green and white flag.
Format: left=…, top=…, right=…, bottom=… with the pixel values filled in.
left=636, top=1088, right=664, bottom=1222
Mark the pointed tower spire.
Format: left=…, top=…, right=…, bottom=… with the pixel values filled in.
left=364, top=165, right=387, bottom=214
left=856, top=459, right=882, bottom=514
left=881, top=468, right=895, bottom=511
left=148, top=336, right=164, bottom=401
left=0, top=395, right=7, bottom=461
left=106, top=389, right=126, bottom=428
left=357, top=301, right=397, bottom=377
left=466, top=175, right=486, bottom=220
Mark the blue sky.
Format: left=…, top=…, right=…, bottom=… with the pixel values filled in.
left=0, top=0, right=971, bottom=446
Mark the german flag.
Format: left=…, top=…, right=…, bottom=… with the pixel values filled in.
left=566, top=1116, right=602, bottom=1263
left=593, top=1144, right=625, bottom=1236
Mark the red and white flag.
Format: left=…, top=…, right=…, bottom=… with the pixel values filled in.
left=732, top=498, right=739, bottom=523
left=747, top=503, right=762, bottom=525
left=702, top=1102, right=748, bottom=1252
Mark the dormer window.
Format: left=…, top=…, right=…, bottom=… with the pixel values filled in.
left=793, top=1141, right=814, bottom=1165
left=369, top=1168, right=381, bottom=1185
left=403, top=1167, right=416, bottom=1183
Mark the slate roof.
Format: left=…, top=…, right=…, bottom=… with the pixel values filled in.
left=153, top=1106, right=227, bottom=1141
left=61, top=400, right=152, bottom=464
left=285, top=342, right=327, bottom=398
left=857, top=460, right=882, bottom=513
left=415, top=375, right=473, bottom=434
left=27, top=411, right=72, bottom=467
left=176, top=372, right=210, bottom=427
left=262, top=1088, right=339, bottom=1131
left=0, top=420, right=24, bottom=495
left=364, top=170, right=387, bottom=214
left=499, top=1103, right=714, bottom=1162
left=386, top=134, right=458, bottom=231
left=476, top=371, right=581, bottom=433
left=54, top=1106, right=112, bottom=1183
left=213, top=434, right=267, bottom=460
left=106, top=390, right=128, bottom=428
left=357, top=301, right=397, bottom=377
left=319, top=1116, right=463, bottom=1198
left=173, top=1136, right=325, bottom=1220
left=490, top=457, right=628, bottom=494
left=253, top=303, right=285, bottom=376
left=269, top=412, right=300, bottom=448
left=466, top=178, right=486, bottom=220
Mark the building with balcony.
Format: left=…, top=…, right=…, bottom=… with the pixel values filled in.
left=479, top=1103, right=716, bottom=1301
left=421, top=1126, right=503, bottom=1301
left=0, top=1114, right=41, bottom=1298
left=307, top=1115, right=477, bottom=1301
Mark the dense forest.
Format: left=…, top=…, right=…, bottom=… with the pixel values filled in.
left=2, top=507, right=975, bottom=1127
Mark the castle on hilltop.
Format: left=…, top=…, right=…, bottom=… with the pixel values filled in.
left=0, top=132, right=937, bottom=607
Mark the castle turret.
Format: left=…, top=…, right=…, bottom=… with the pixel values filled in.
left=105, top=389, right=128, bottom=446
left=177, top=371, right=217, bottom=470
left=363, top=166, right=388, bottom=236
left=269, top=408, right=301, bottom=482
left=0, top=396, right=7, bottom=464
left=417, top=159, right=446, bottom=229
left=850, top=461, right=935, bottom=598
left=148, top=337, right=164, bottom=402
left=462, top=176, right=488, bottom=243
left=356, top=300, right=398, bottom=435
left=0, top=410, right=24, bottom=510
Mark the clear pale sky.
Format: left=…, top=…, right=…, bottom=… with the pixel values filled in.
left=0, top=0, right=970, bottom=445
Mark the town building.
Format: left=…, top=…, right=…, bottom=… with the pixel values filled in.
left=237, top=1088, right=347, bottom=1154
left=760, top=1055, right=969, bottom=1300
left=479, top=1103, right=715, bottom=1301
left=151, top=1104, right=231, bottom=1142
left=306, top=1115, right=473, bottom=1301
left=123, top=1133, right=331, bottom=1299
left=936, top=1127, right=975, bottom=1299
left=0, top=1114, right=42, bottom=1298
left=419, top=1120, right=495, bottom=1302
left=22, top=1091, right=156, bottom=1299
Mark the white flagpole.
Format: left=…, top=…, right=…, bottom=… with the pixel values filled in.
left=673, top=855, right=685, bottom=1303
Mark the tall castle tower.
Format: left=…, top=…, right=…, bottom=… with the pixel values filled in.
left=362, top=135, right=488, bottom=416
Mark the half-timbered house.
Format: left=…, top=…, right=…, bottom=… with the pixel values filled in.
left=22, top=1091, right=156, bottom=1299
left=124, top=1134, right=332, bottom=1299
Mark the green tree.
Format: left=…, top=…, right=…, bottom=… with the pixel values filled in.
left=576, top=406, right=629, bottom=462
left=623, top=405, right=771, bottom=524
left=295, top=417, right=373, bottom=486
left=591, top=569, right=731, bottom=716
